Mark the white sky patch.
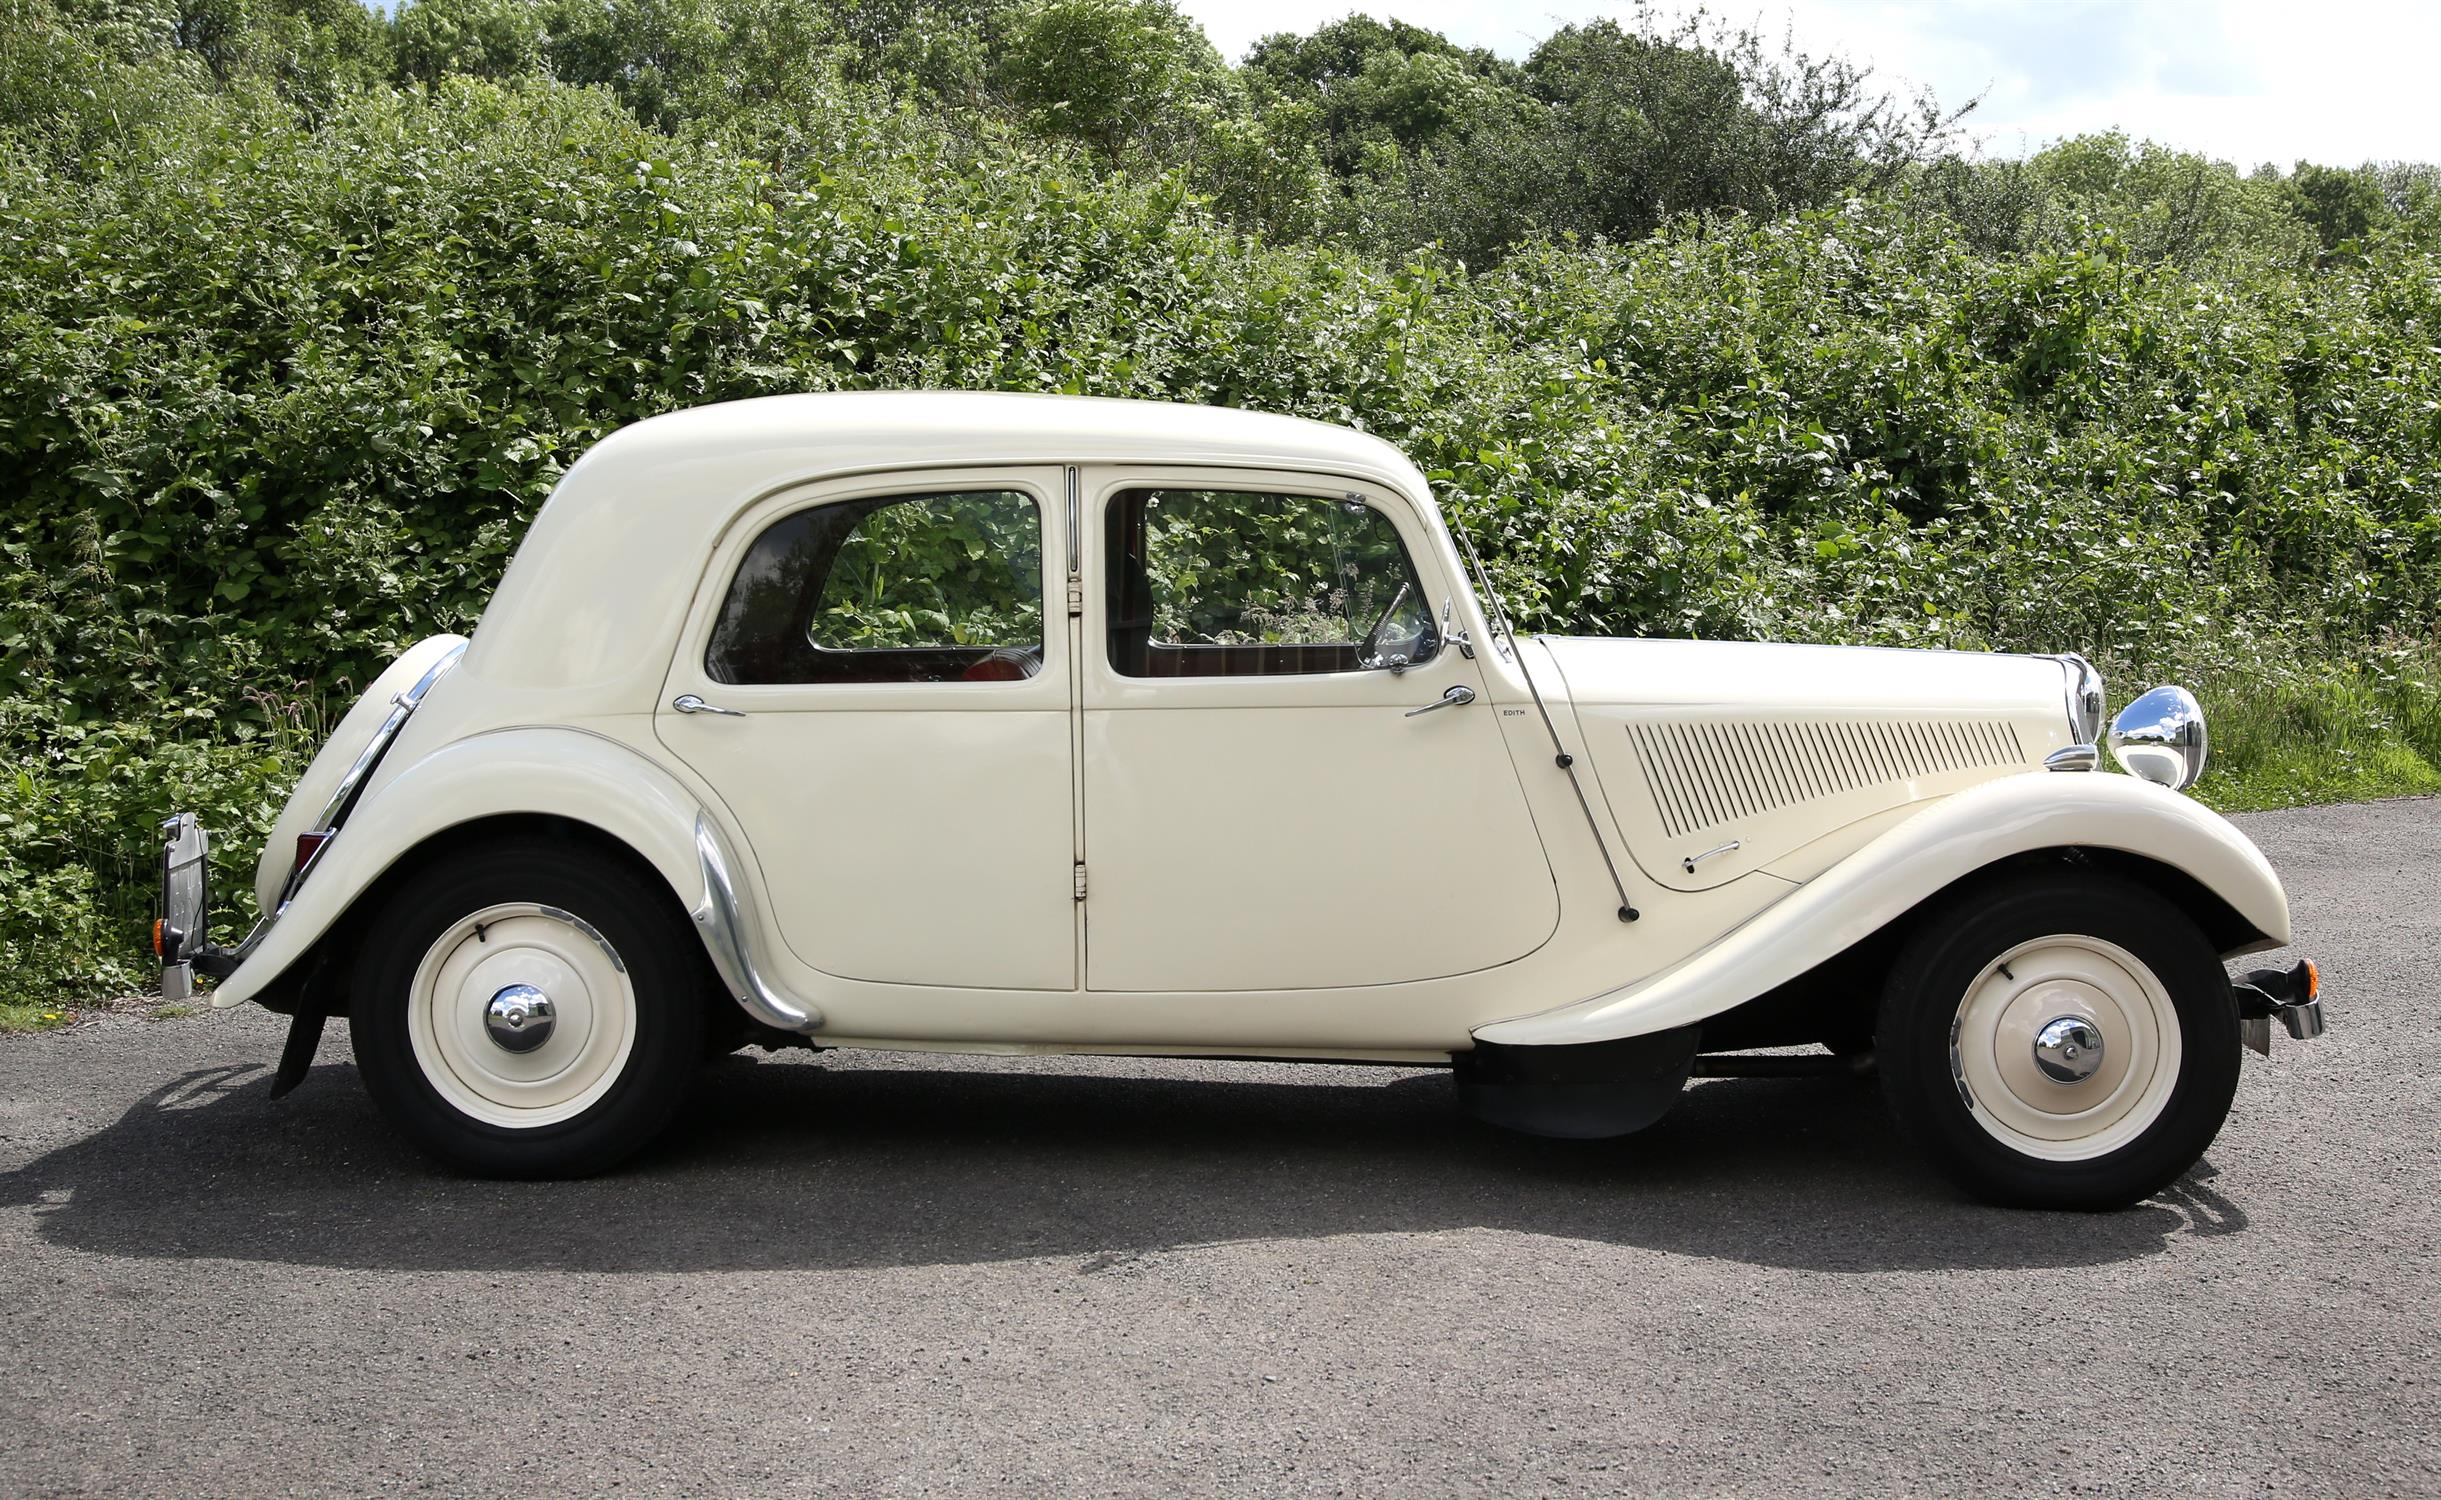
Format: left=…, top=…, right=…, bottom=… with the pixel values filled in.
left=1177, top=0, right=2441, bottom=167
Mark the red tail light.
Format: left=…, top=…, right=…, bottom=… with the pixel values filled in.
left=294, top=829, right=334, bottom=877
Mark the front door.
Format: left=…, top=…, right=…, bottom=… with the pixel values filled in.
left=656, top=468, right=1078, bottom=991
left=1078, top=468, right=1560, bottom=993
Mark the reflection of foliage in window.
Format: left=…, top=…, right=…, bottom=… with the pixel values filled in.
left=1141, top=491, right=1425, bottom=646
left=810, top=492, right=1042, bottom=649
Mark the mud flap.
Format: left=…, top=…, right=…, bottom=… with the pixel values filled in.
left=268, top=1010, right=328, bottom=1100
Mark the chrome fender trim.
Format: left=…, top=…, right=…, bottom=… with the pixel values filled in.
left=692, top=814, right=823, bottom=1034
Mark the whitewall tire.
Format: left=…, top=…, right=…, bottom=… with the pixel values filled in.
left=349, top=840, right=710, bottom=1177
left=405, top=904, right=640, bottom=1130
left=1879, top=869, right=2241, bottom=1211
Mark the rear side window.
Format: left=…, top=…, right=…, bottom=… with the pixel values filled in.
left=707, top=489, right=1044, bottom=685
left=1105, top=488, right=1436, bottom=678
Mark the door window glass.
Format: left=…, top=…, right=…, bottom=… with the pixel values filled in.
left=1105, top=489, right=1436, bottom=678
left=707, top=489, right=1044, bottom=685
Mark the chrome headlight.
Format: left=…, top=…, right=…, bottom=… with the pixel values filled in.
left=2056, top=653, right=2105, bottom=745
left=2109, top=685, right=2208, bottom=790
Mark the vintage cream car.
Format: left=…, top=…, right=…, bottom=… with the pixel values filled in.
left=155, top=393, right=2323, bottom=1207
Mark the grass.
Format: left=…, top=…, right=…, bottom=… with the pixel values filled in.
left=2193, top=652, right=2441, bottom=813
left=1, top=1002, right=77, bottom=1032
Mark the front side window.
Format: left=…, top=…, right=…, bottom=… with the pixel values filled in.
left=708, top=489, right=1044, bottom=685
left=1105, top=488, right=1437, bottom=678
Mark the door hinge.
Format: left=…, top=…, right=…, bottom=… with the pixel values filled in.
left=1065, top=576, right=1084, bottom=616
left=1073, top=861, right=1088, bottom=900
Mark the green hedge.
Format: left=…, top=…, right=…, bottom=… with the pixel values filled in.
left=4, top=15, right=2439, bottom=1017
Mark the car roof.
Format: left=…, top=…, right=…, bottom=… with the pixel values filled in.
left=571, top=390, right=1424, bottom=485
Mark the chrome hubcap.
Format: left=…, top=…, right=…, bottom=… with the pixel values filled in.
left=483, top=983, right=556, bottom=1053
left=2032, top=1015, right=2105, bottom=1084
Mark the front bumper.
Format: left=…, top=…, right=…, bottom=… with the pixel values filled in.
left=2234, top=959, right=2324, bottom=1056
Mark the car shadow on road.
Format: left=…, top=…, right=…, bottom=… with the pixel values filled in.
left=0, top=1054, right=2210, bottom=1275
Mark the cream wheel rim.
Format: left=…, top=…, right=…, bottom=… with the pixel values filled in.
left=1948, top=933, right=2182, bottom=1163
left=407, top=903, right=636, bottom=1129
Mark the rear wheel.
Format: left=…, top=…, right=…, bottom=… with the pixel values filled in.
left=1878, top=869, right=2240, bottom=1211
left=349, top=842, right=709, bottom=1177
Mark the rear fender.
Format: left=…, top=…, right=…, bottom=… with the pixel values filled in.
left=212, top=728, right=788, bottom=1026
left=1473, top=771, right=2290, bottom=1048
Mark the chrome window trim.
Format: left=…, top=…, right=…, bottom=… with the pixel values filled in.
left=1103, top=484, right=1441, bottom=681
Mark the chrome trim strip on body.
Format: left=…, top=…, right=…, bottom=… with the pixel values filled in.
left=1064, top=465, right=1080, bottom=577
left=313, top=643, right=469, bottom=836
left=2047, top=652, right=2106, bottom=746
left=691, top=814, right=824, bottom=1034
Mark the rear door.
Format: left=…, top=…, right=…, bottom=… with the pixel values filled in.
left=1077, top=468, right=1559, bottom=993
left=656, top=468, right=1078, bottom=991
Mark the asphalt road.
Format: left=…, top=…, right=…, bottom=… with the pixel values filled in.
left=3, top=801, right=2435, bottom=1498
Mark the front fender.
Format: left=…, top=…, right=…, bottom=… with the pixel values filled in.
left=213, top=727, right=714, bottom=1011
left=1473, top=771, right=2290, bottom=1048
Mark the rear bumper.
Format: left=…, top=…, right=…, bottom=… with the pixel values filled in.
left=155, top=813, right=247, bottom=1001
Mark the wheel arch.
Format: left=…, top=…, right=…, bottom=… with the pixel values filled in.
left=1474, top=771, right=2289, bottom=1049
left=211, top=728, right=747, bottom=1020
left=1694, top=846, right=2266, bottom=1053
left=244, top=813, right=722, bottom=1020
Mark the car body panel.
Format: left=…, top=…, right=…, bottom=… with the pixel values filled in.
left=1541, top=637, right=2073, bottom=893
left=650, top=465, right=1082, bottom=991
left=213, top=724, right=711, bottom=1010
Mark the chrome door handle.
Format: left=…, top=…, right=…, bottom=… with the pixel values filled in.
left=1404, top=684, right=1476, bottom=718
left=671, top=694, right=746, bottom=718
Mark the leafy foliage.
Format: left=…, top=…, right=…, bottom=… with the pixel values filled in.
left=1137, top=491, right=1417, bottom=647
left=811, top=492, right=1044, bottom=649
left=2, top=0, right=2438, bottom=1017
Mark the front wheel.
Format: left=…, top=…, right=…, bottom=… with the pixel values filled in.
left=1878, top=869, right=2241, bottom=1211
left=348, top=842, right=710, bottom=1177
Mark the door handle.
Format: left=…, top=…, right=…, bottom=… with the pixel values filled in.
left=1404, top=684, right=1476, bottom=718
left=671, top=694, right=747, bottom=718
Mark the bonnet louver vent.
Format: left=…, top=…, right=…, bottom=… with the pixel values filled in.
left=1630, top=719, right=2026, bottom=839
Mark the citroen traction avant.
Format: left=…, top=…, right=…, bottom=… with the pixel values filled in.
left=155, top=393, right=2323, bottom=1207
